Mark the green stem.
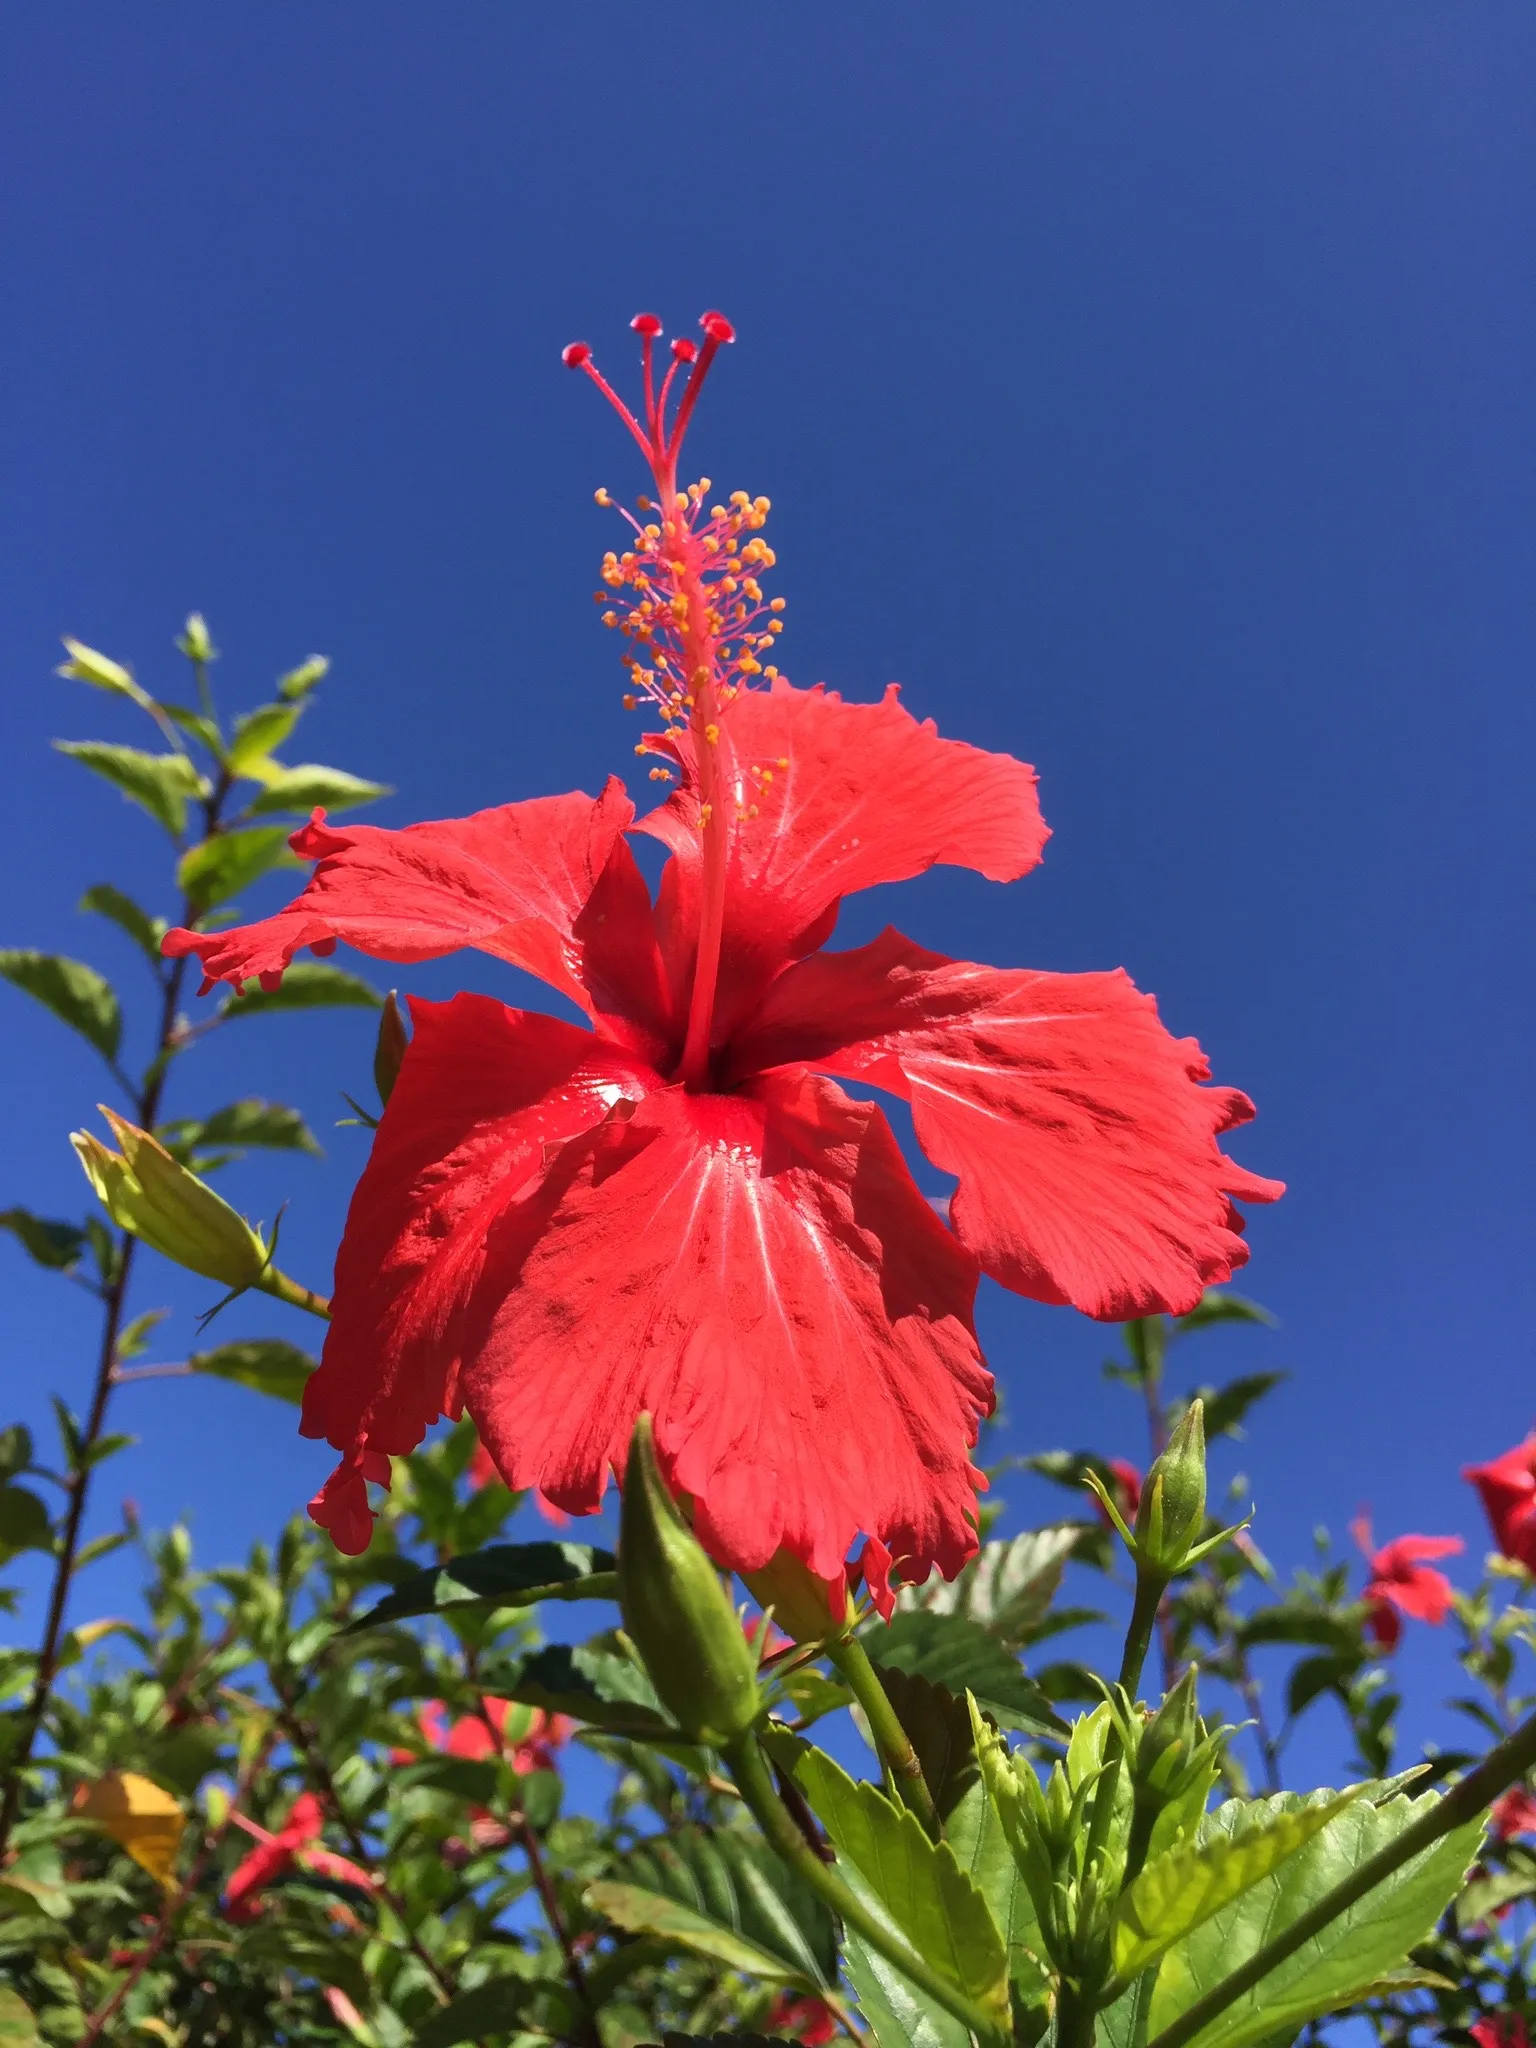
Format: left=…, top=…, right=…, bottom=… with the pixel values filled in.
left=1082, top=1568, right=1168, bottom=1884
left=724, top=1733, right=1008, bottom=2048
left=1144, top=1706, right=1536, bottom=2048
left=256, top=1265, right=331, bottom=1319
left=827, top=1633, right=940, bottom=1838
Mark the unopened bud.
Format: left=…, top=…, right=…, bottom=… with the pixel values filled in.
left=72, top=1107, right=267, bottom=1288
left=373, top=992, right=409, bottom=1107
left=1135, top=1665, right=1200, bottom=1797
left=741, top=1548, right=854, bottom=1644
left=176, top=613, right=217, bottom=664
left=56, top=637, right=154, bottom=711
left=277, top=656, right=329, bottom=702
left=617, top=1416, right=761, bottom=1746
left=1134, top=1400, right=1208, bottom=1576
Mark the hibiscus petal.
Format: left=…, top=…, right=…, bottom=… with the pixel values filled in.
left=636, top=679, right=1047, bottom=1036
left=731, top=927, right=1284, bottom=1321
left=300, top=994, right=657, bottom=1536
left=465, top=1068, right=991, bottom=1591
left=163, top=777, right=662, bottom=1025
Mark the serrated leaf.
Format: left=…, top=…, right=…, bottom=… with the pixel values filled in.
left=842, top=1926, right=973, bottom=2048
left=0, top=952, right=121, bottom=1061
left=411, top=1975, right=568, bottom=2048
left=228, top=702, right=301, bottom=772
left=248, top=764, right=392, bottom=814
left=79, top=884, right=168, bottom=966
left=1113, top=1785, right=1364, bottom=1976
left=189, top=1339, right=317, bottom=1405
left=0, top=1209, right=88, bottom=1273
left=219, top=961, right=382, bottom=1018
left=864, top=1610, right=1066, bottom=1738
left=772, top=1735, right=1010, bottom=2026
left=0, top=1488, right=53, bottom=1556
left=1146, top=1789, right=1486, bottom=2048
left=901, top=1526, right=1082, bottom=1647
left=590, top=1875, right=815, bottom=1985
left=176, top=826, right=300, bottom=913
left=939, top=1704, right=1048, bottom=2006
left=875, top=1668, right=978, bottom=1824
left=616, top=1824, right=839, bottom=1988
left=160, top=1098, right=321, bottom=1161
left=349, top=1542, right=618, bottom=1630
left=54, top=742, right=205, bottom=837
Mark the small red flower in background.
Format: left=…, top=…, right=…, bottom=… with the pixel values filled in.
left=766, top=1991, right=840, bottom=2045
left=1465, top=1436, right=1536, bottom=1572
left=467, top=1439, right=571, bottom=1529
left=165, top=311, right=1280, bottom=1616
left=1489, top=1784, right=1536, bottom=1841
left=1472, top=2015, right=1530, bottom=2048
left=1351, top=1517, right=1463, bottom=1651
left=414, top=1696, right=573, bottom=1776
left=223, top=1791, right=373, bottom=1921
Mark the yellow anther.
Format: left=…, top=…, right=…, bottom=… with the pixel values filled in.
left=644, top=523, right=661, bottom=540
left=649, top=765, right=671, bottom=780
left=635, top=743, right=649, bottom=755
left=595, top=487, right=613, bottom=507
left=699, top=802, right=713, bottom=828
left=777, top=757, right=788, bottom=768
left=704, top=723, right=720, bottom=745
left=739, top=656, right=762, bottom=676
left=602, top=611, right=618, bottom=627
left=674, top=494, right=689, bottom=513
left=767, top=620, right=783, bottom=635
left=760, top=769, right=774, bottom=784
left=748, top=804, right=759, bottom=817
left=637, top=495, right=652, bottom=511
left=623, top=694, right=637, bottom=709
left=770, top=596, right=786, bottom=611
left=730, top=490, right=750, bottom=507
left=754, top=495, right=770, bottom=513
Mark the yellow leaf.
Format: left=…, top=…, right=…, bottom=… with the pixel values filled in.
left=76, top=1770, right=185, bottom=1884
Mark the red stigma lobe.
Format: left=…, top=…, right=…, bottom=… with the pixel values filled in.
left=561, top=342, right=592, bottom=368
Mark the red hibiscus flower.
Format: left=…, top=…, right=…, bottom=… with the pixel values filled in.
left=766, top=1991, right=841, bottom=2045
left=1465, top=1436, right=1536, bottom=1572
left=1351, top=1517, right=1463, bottom=1651
left=1489, top=1785, right=1536, bottom=1841
left=223, top=1791, right=372, bottom=1921
left=1472, top=2016, right=1530, bottom=2048
left=415, top=1696, right=572, bottom=1776
left=466, top=1438, right=572, bottom=1529
left=164, top=312, right=1281, bottom=1615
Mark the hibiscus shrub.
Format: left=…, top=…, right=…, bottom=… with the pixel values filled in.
left=1, top=317, right=1534, bottom=2048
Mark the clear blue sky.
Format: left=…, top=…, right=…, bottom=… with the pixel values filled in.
left=1, top=9, right=1531, bottom=1765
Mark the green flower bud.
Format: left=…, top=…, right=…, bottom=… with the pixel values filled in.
left=1135, top=1399, right=1208, bottom=1575
left=56, top=638, right=155, bottom=713
left=1135, top=1664, right=1200, bottom=1797
left=72, top=1107, right=268, bottom=1289
left=176, top=613, right=217, bottom=664
left=373, top=992, right=409, bottom=1107
left=617, top=1415, right=761, bottom=1747
left=277, top=655, right=330, bottom=701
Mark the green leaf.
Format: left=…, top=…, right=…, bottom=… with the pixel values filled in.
left=0, top=1210, right=88, bottom=1273
left=160, top=1099, right=321, bottom=1161
left=188, top=1340, right=317, bottom=1405
left=0, top=951, right=122, bottom=1062
left=411, top=1975, right=567, bottom=2048
left=248, top=764, right=392, bottom=815
left=228, top=701, right=301, bottom=772
left=939, top=1700, right=1048, bottom=2006
left=218, top=961, right=382, bottom=1018
left=842, top=1925, right=974, bottom=2048
left=176, top=826, right=301, bottom=913
left=875, top=1668, right=980, bottom=1825
left=1181, top=1374, right=1286, bottom=1443
left=1173, top=1289, right=1275, bottom=1337
left=0, top=1487, right=52, bottom=1557
left=350, top=1542, right=618, bottom=1629
left=510, top=1641, right=676, bottom=1740
left=54, top=741, right=205, bottom=837
left=394, top=1755, right=504, bottom=1805
left=590, top=1823, right=837, bottom=1992
left=79, top=884, right=168, bottom=967
left=0, top=1428, right=32, bottom=1480
left=772, top=1735, right=1010, bottom=2028
left=1146, top=1787, right=1486, bottom=2048
left=1237, top=1610, right=1360, bottom=1655
left=864, top=1610, right=1067, bottom=1738
left=901, top=1526, right=1082, bottom=1647
left=162, top=703, right=226, bottom=758
left=0, top=1986, right=38, bottom=2045
left=1113, top=1786, right=1364, bottom=1977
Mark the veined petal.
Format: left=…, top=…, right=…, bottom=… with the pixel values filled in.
left=465, top=1068, right=991, bottom=1590
left=730, top=928, right=1284, bottom=1321
left=637, top=679, right=1047, bottom=1035
left=300, top=994, right=657, bottom=1549
left=163, top=777, right=667, bottom=1028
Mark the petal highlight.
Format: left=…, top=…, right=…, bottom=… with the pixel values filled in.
left=466, top=1068, right=991, bottom=1591
left=300, top=995, right=657, bottom=1513
left=732, top=928, right=1284, bottom=1320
